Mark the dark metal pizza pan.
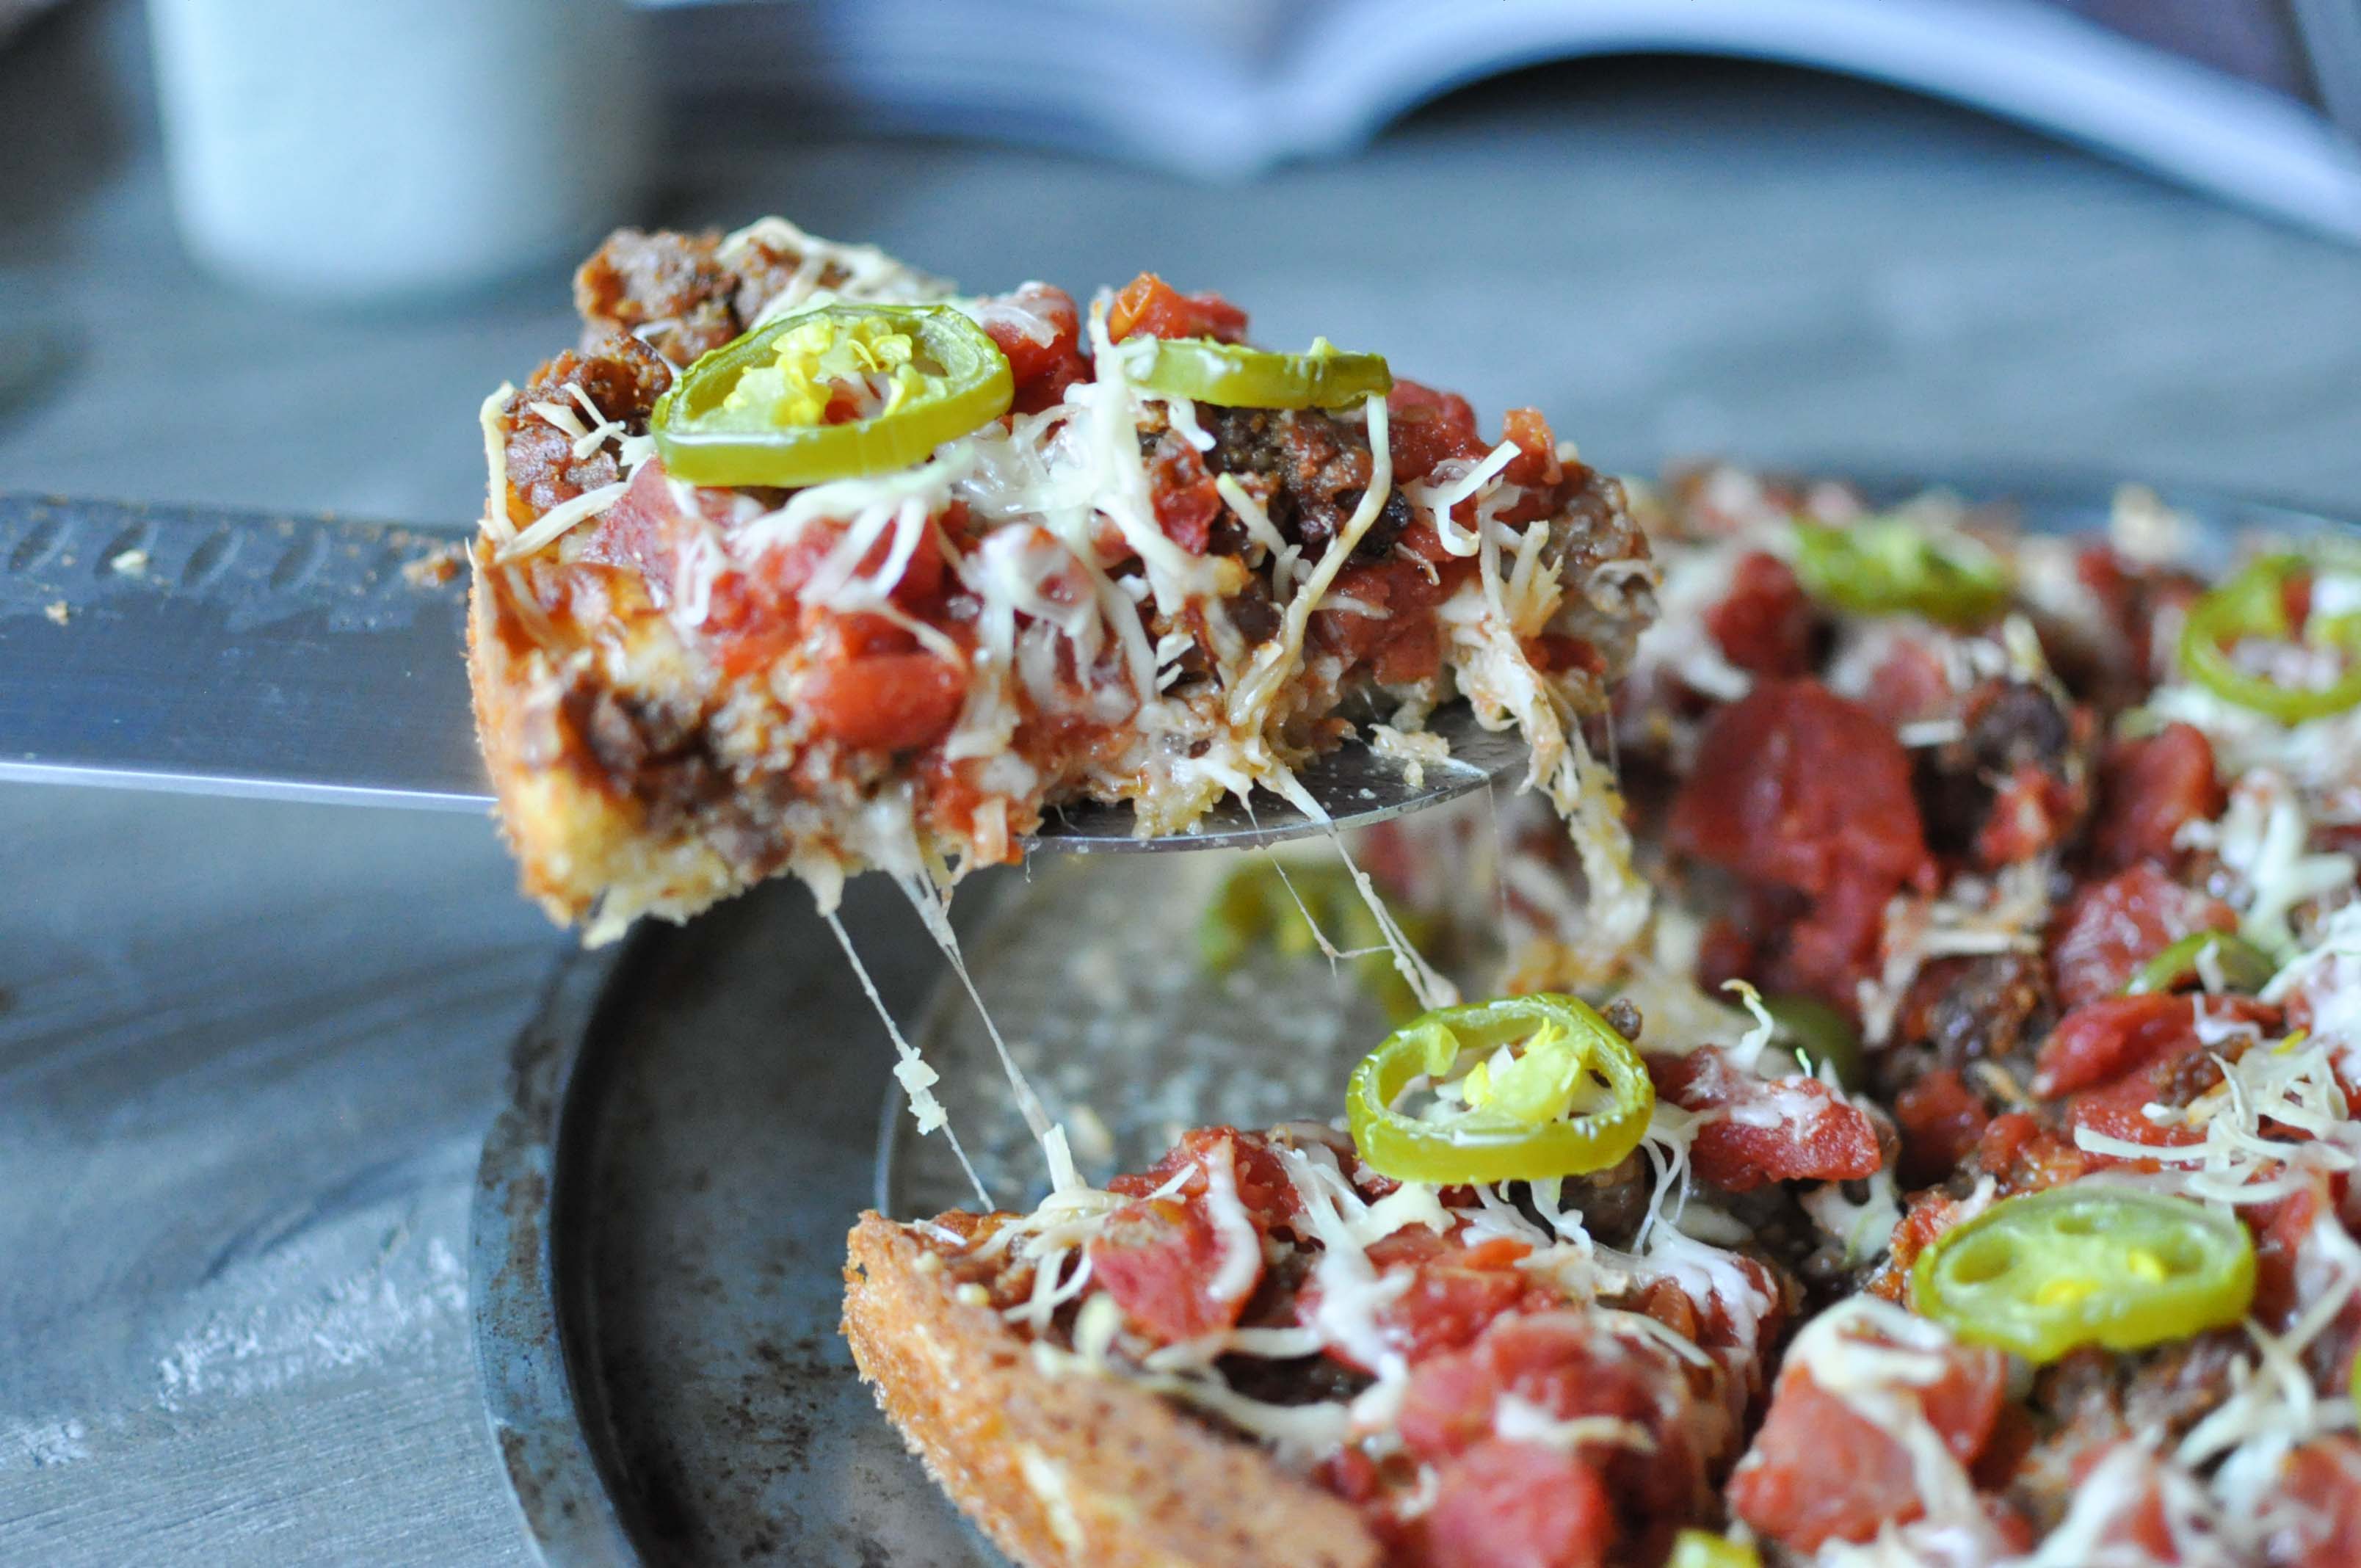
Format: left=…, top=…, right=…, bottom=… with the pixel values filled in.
left=472, top=873, right=1015, bottom=1567
left=471, top=473, right=2357, bottom=1567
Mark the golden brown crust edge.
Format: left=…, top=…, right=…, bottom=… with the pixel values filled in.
left=842, top=1213, right=1382, bottom=1568
left=465, top=548, right=744, bottom=939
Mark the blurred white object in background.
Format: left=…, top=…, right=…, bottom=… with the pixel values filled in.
left=149, top=0, right=650, bottom=301
left=651, top=0, right=2361, bottom=243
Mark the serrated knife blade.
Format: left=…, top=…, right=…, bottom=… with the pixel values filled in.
left=0, top=493, right=491, bottom=811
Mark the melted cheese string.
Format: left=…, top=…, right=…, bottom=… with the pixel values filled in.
left=826, top=910, right=991, bottom=1208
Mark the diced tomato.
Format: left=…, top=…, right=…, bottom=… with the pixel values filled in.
left=2250, top=1182, right=2326, bottom=1329
left=1385, top=380, right=1487, bottom=484
left=2075, top=542, right=2136, bottom=631
left=577, top=457, right=686, bottom=587
left=836, top=611, right=921, bottom=658
left=2278, top=1438, right=2361, bottom=1567
left=1398, top=1310, right=1708, bottom=1536
left=797, top=650, right=965, bottom=752
left=1416, top=1441, right=1614, bottom=1568
left=1894, top=1068, right=1991, bottom=1188
left=2053, top=1006, right=2268, bottom=1164
left=1313, top=558, right=1457, bottom=686
left=1705, top=551, right=1817, bottom=679
left=889, top=516, right=949, bottom=611
left=2078, top=545, right=2207, bottom=679
left=1312, top=1444, right=1382, bottom=1508
left=1310, top=575, right=1392, bottom=665
left=1106, top=272, right=1248, bottom=344
left=2032, top=993, right=2276, bottom=1097
left=1856, top=634, right=1957, bottom=728
left=1730, top=1337, right=2007, bottom=1552
left=2047, top=864, right=2237, bottom=1010
left=1973, top=1111, right=2092, bottom=1196
left=1874, top=1190, right=1963, bottom=1302
left=722, top=506, right=951, bottom=634
left=1399, top=1313, right=1667, bottom=1461
left=1498, top=407, right=1562, bottom=490
left=1525, top=634, right=1603, bottom=678
left=976, top=283, right=1091, bottom=414
left=1650, top=1047, right=1884, bottom=1191
left=1975, top=761, right=2083, bottom=868
left=1695, top=915, right=1764, bottom=995
left=1625, top=1275, right=1702, bottom=1343
left=1109, top=1127, right=1300, bottom=1226
left=2034, top=992, right=2184, bottom=1095
left=2065, top=1067, right=2209, bottom=1154
left=1366, top=620, right=1446, bottom=689
left=1374, top=1231, right=1537, bottom=1366
left=1669, top=680, right=1935, bottom=1007
left=2058, top=1444, right=2196, bottom=1561
left=2091, top=723, right=2224, bottom=871
left=1146, top=436, right=1220, bottom=553
left=1086, top=1195, right=1251, bottom=1344
left=1782, top=873, right=1906, bottom=1012
left=1297, top=1227, right=1537, bottom=1370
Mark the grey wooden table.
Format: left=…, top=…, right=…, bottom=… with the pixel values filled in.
left=5, top=2, right=2361, bottom=1563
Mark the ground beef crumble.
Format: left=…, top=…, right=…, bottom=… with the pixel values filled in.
left=503, top=333, right=673, bottom=514
left=573, top=227, right=740, bottom=362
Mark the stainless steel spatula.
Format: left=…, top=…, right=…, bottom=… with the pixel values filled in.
left=0, top=494, right=1526, bottom=851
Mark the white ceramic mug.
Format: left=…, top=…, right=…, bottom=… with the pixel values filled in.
left=149, top=0, right=651, bottom=301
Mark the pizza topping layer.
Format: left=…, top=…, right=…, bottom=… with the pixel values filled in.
left=861, top=471, right=2361, bottom=1567
left=469, top=217, right=1656, bottom=947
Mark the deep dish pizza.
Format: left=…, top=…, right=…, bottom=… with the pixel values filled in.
left=845, top=471, right=2361, bottom=1567
left=466, top=217, right=1655, bottom=941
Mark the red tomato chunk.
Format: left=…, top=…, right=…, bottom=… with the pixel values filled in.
left=1107, top=272, right=1249, bottom=344
left=1109, top=1127, right=1300, bottom=1224
left=2091, top=723, right=2223, bottom=871
left=1669, top=680, right=1935, bottom=1007
left=1302, top=1229, right=1538, bottom=1369
left=2047, top=864, right=2235, bottom=1010
left=1893, top=1067, right=1991, bottom=1188
left=1731, top=1335, right=2008, bottom=1551
left=1705, top=552, right=1817, bottom=678
left=976, top=283, right=1091, bottom=415
left=2034, top=993, right=2275, bottom=1097
left=1087, top=1196, right=1250, bottom=1344
left=1650, top=1047, right=1884, bottom=1191
left=798, top=651, right=964, bottom=752
left=2279, top=1439, right=2361, bottom=1568
left=1413, top=1440, right=1614, bottom=1568
left=1385, top=380, right=1487, bottom=484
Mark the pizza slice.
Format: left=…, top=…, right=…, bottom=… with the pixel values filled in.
left=468, top=217, right=1656, bottom=939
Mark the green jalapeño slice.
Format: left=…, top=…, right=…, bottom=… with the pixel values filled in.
left=1763, top=994, right=1865, bottom=1089
left=1667, top=1532, right=1762, bottom=1568
left=1793, top=515, right=2011, bottom=627
left=2178, top=553, right=2361, bottom=723
left=1913, top=1186, right=2255, bottom=1364
left=1129, top=335, right=1391, bottom=410
left=2125, top=931, right=2277, bottom=997
left=1346, top=995, right=1654, bottom=1186
left=650, top=303, right=1013, bottom=487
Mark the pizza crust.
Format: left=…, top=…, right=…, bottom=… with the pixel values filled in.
left=842, top=1213, right=1382, bottom=1568
left=466, top=545, right=742, bottom=938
